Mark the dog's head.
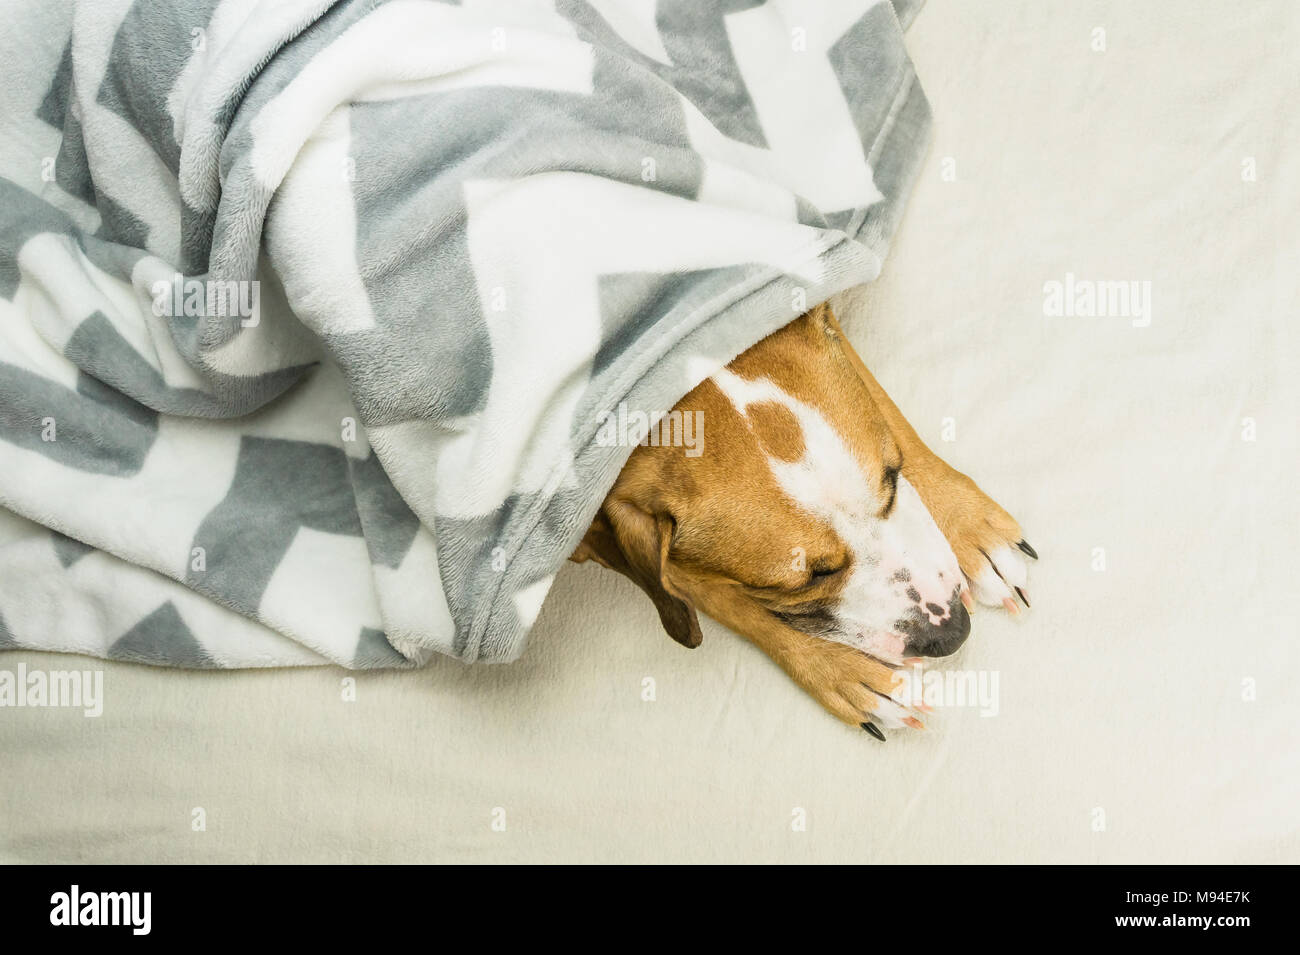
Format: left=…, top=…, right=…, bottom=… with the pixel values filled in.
left=574, top=304, right=968, bottom=664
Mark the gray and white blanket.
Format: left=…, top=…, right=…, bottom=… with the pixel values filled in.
left=0, top=0, right=930, bottom=669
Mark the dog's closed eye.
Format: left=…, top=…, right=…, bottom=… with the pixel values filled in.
left=878, top=460, right=902, bottom=518
left=806, top=559, right=847, bottom=585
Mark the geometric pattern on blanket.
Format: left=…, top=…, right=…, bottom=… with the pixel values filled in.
left=0, top=0, right=932, bottom=668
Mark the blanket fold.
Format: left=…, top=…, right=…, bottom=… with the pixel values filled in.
left=0, top=0, right=931, bottom=668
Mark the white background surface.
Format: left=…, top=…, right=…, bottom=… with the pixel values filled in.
left=2, top=0, right=1297, bottom=863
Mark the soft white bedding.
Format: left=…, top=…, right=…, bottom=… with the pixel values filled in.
left=2, top=0, right=1296, bottom=863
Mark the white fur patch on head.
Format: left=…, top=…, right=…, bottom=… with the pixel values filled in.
left=710, top=368, right=964, bottom=662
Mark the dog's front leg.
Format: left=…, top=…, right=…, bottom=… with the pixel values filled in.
left=693, top=589, right=923, bottom=735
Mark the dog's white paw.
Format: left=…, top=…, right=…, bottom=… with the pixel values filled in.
left=919, top=466, right=1036, bottom=615
left=969, top=541, right=1034, bottom=612
left=778, top=638, right=926, bottom=740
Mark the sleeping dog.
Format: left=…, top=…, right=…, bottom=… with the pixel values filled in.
left=572, top=302, right=1035, bottom=739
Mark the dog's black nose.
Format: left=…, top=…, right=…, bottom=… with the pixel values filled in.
left=898, top=592, right=970, bottom=658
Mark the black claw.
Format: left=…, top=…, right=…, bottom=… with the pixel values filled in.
left=1015, top=586, right=1031, bottom=608
left=1017, top=540, right=1038, bottom=560
left=861, top=721, right=886, bottom=742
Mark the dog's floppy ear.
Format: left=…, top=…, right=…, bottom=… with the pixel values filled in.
left=572, top=502, right=702, bottom=649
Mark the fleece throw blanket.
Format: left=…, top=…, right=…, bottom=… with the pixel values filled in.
left=0, top=0, right=931, bottom=669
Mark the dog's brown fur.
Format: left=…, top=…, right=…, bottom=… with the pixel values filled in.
left=571, top=303, right=1026, bottom=729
